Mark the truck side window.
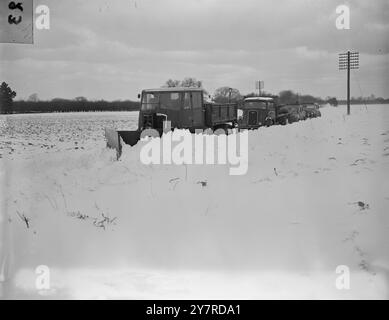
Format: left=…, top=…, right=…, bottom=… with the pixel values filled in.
left=160, top=92, right=180, bottom=110
left=191, top=92, right=202, bottom=109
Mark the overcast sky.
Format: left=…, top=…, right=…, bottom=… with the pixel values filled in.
left=1, top=0, right=388, bottom=101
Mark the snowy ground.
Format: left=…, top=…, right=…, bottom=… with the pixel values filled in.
left=0, top=105, right=389, bottom=299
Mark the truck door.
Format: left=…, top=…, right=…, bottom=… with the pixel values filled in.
left=248, top=110, right=258, bottom=126
left=191, top=91, right=204, bottom=128
left=181, top=92, right=193, bottom=129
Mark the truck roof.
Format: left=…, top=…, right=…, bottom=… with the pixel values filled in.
left=142, top=87, right=205, bottom=93
left=244, top=96, right=274, bottom=102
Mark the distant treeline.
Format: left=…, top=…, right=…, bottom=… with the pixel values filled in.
left=3, top=94, right=389, bottom=115
left=11, top=99, right=140, bottom=114
left=338, top=97, right=389, bottom=105
left=2, top=80, right=389, bottom=114
left=261, top=90, right=338, bottom=106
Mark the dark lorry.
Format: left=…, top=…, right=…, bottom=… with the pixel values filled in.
left=105, top=87, right=238, bottom=158
left=238, top=97, right=308, bottom=127
left=238, top=97, right=276, bottom=129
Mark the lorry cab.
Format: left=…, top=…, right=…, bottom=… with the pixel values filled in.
left=139, top=87, right=205, bottom=132
left=238, top=96, right=275, bottom=129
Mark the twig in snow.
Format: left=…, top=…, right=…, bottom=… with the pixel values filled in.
left=349, top=201, right=370, bottom=210
left=57, top=184, right=68, bottom=211
left=169, top=177, right=180, bottom=190
left=93, top=213, right=117, bottom=230
left=16, top=211, right=30, bottom=229
left=68, top=210, right=117, bottom=231
left=44, top=194, right=58, bottom=210
left=197, top=181, right=207, bottom=187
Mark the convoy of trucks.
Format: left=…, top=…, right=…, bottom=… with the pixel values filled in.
left=105, top=87, right=321, bottom=157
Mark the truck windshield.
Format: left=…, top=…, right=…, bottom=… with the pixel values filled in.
left=141, top=93, right=159, bottom=111
left=141, top=92, right=181, bottom=111
left=244, top=101, right=267, bottom=109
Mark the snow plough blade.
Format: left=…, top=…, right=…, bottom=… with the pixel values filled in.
left=104, top=128, right=140, bottom=159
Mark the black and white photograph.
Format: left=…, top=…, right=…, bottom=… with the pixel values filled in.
left=0, top=0, right=389, bottom=302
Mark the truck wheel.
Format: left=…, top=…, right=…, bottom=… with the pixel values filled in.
left=214, top=127, right=228, bottom=135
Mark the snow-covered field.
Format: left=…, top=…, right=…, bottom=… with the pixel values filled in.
left=1, top=105, right=389, bottom=299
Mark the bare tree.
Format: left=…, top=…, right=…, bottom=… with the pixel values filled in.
left=213, top=87, right=242, bottom=103
left=163, top=77, right=203, bottom=88
left=180, top=77, right=202, bottom=88
left=278, top=90, right=299, bottom=104
left=27, top=93, right=39, bottom=102
left=164, top=79, right=181, bottom=87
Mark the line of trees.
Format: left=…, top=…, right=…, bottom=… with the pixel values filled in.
left=12, top=98, right=140, bottom=113
left=2, top=80, right=389, bottom=114
left=338, top=95, right=389, bottom=105
left=0, top=82, right=140, bottom=114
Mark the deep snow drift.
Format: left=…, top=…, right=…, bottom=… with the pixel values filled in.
left=0, top=105, right=388, bottom=299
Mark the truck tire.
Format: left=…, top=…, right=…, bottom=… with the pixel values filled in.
left=214, top=125, right=232, bottom=135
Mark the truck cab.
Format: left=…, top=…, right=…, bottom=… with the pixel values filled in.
left=238, top=97, right=276, bottom=129
left=139, top=87, right=205, bottom=132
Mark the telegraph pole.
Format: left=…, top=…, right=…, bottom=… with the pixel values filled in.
left=339, top=51, right=359, bottom=115
left=347, top=51, right=350, bottom=115
left=256, top=80, right=264, bottom=96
